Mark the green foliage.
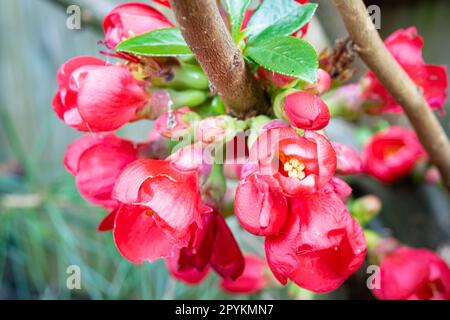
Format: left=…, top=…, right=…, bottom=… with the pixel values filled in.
left=246, top=1, right=317, bottom=44
left=245, top=36, right=318, bottom=83
left=223, top=0, right=252, bottom=43
left=116, top=28, right=192, bottom=57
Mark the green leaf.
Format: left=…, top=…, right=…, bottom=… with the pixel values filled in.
left=115, top=27, right=192, bottom=57
left=246, top=0, right=317, bottom=43
left=252, top=4, right=317, bottom=44
left=223, top=0, right=252, bottom=43
left=245, top=36, right=318, bottom=83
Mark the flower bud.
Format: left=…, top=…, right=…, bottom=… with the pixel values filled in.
left=275, top=90, right=330, bottom=131
left=350, top=195, right=382, bottom=226
left=322, top=84, right=365, bottom=120
left=155, top=107, right=196, bottom=139
left=196, top=116, right=246, bottom=145
left=103, top=3, right=172, bottom=50
left=303, top=69, right=332, bottom=95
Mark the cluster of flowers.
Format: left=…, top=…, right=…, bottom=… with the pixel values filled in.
left=327, top=27, right=447, bottom=184
left=53, top=1, right=450, bottom=298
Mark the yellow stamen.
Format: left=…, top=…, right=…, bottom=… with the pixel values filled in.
left=283, top=157, right=306, bottom=179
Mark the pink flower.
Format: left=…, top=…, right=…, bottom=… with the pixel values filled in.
left=372, top=246, right=450, bottom=300
left=332, top=142, right=363, bottom=175
left=362, top=127, right=426, bottom=183
left=220, top=255, right=267, bottom=294
left=235, top=173, right=288, bottom=236
left=64, top=133, right=139, bottom=209
left=169, top=211, right=245, bottom=281
left=53, top=56, right=149, bottom=132
left=249, top=127, right=337, bottom=196
left=111, top=159, right=212, bottom=263
left=363, top=27, right=448, bottom=114
left=265, top=184, right=366, bottom=293
left=283, top=91, right=330, bottom=130
left=103, top=2, right=172, bottom=50
left=166, top=250, right=210, bottom=285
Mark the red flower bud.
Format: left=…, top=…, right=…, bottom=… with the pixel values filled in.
left=53, top=56, right=149, bottom=132
left=284, top=91, right=330, bottom=130
left=103, top=3, right=172, bottom=50
left=372, top=247, right=450, bottom=300
left=111, top=159, right=212, bottom=263
left=64, top=133, right=139, bottom=209
left=155, top=107, right=192, bottom=139
left=249, top=127, right=337, bottom=196
left=362, top=27, right=448, bottom=114
left=303, top=69, right=332, bottom=95
left=332, top=142, right=363, bottom=175
left=235, top=173, right=288, bottom=236
left=362, top=126, right=426, bottom=183
left=220, top=255, right=268, bottom=294
left=196, top=116, right=228, bottom=144
left=265, top=184, right=366, bottom=293
left=258, top=68, right=297, bottom=88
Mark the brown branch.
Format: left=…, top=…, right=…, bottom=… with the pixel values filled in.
left=169, top=0, right=269, bottom=118
left=334, top=0, right=450, bottom=192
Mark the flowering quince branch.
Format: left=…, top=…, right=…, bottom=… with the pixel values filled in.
left=51, top=0, right=450, bottom=299
left=334, top=0, right=450, bottom=192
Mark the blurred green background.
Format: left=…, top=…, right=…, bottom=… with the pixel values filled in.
left=0, top=0, right=449, bottom=299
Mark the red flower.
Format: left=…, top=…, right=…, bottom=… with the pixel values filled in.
left=362, top=126, right=426, bottom=183
left=235, top=173, right=288, bottom=236
left=265, top=184, right=366, bottom=293
left=168, top=211, right=245, bottom=281
left=64, top=133, right=139, bottom=209
left=53, top=56, right=149, bottom=132
left=372, top=247, right=450, bottom=300
left=249, top=127, right=336, bottom=196
left=111, top=159, right=212, bottom=263
left=283, top=91, right=330, bottom=130
left=363, top=27, right=448, bottom=114
left=332, top=142, right=363, bottom=175
left=220, top=255, right=267, bottom=295
left=165, top=250, right=210, bottom=285
left=103, top=2, right=172, bottom=50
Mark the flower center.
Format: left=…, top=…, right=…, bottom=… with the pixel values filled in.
left=282, top=157, right=306, bottom=179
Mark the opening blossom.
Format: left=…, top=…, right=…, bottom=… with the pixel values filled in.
left=362, top=126, right=427, bottom=183
left=103, top=2, right=172, bottom=50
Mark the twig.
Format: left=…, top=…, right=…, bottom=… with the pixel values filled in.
left=334, top=0, right=450, bottom=192
left=169, top=0, right=269, bottom=118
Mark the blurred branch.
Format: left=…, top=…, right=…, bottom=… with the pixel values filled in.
left=334, top=0, right=450, bottom=193
left=43, top=0, right=115, bottom=30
